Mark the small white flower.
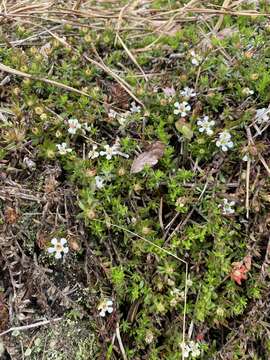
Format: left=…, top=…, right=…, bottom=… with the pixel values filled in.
left=220, top=198, right=235, bottom=215
left=174, top=101, right=191, bottom=117
left=181, top=343, right=191, bottom=358
left=108, top=109, right=118, bottom=119
left=180, top=87, right=197, bottom=99
left=255, top=108, right=269, bottom=124
left=98, top=299, right=113, bottom=317
left=56, top=142, right=72, bottom=155
left=67, top=118, right=81, bottom=135
left=130, top=101, right=141, bottom=113
left=216, top=131, right=234, bottom=151
left=163, top=86, right=176, bottom=98
left=88, top=144, right=99, bottom=159
left=197, top=116, right=215, bottom=136
left=118, top=111, right=130, bottom=126
left=190, top=50, right=202, bottom=66
left=100, top=144, right=119, bottom=160
left=47, top=238, right=69, bottom=259
left=95, top=176, right=105, bottom=189
left=186, top=279, right=193, bottom=287
left=189, top=341, right=201, bottom=358
left=242, top=87, right=254, bottom=96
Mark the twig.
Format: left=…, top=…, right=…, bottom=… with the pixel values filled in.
left=116, top=34, right=148, bottom=81
left=213, top=0, right=231, bottom=32
left=159, top=197, right=164, bottom=232
left=0, top=63, right=91, bottom=98
left=0, top=317, right=62, bottom=337
left=116, top=322, right=127, bottom=360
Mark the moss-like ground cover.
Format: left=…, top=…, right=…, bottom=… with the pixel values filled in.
left=1, top=1, right=270, bottom=359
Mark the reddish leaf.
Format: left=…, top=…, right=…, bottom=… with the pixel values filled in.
left=131, top=141, right=165, bottom=174
left=230, top=258, right=251, bottom=285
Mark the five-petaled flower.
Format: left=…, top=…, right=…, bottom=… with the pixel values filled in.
left=163, top=86, right=176, bottom=98
left=174, top=101, right=191, bottom=117
left=220, top=198, right=235, bottom=215
left=130, top=101, right=141, bottom=113
left=67, top=118, right=81, bottom=135
left=255, top=108, right=269, bottom=124
left=197, top=116, right=215, bottom=136
left=181, top=341, right=201, bottom=358
left=88, top=144, right=99, bottom=159
left=56, top=143, right=72, bottom=155
left=98, top=299, right=114, bottom=317
left=48, top=238, right=69, bottom=259
left=95, top=176, right=105, bottom=189
left=100, top=144, right=119, bottom=160
left=216, top=131, right=234, bottom=151
left=180, top=87, right=197, bottom=99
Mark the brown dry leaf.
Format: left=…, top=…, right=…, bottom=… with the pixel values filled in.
left=131, top=141, right=165, bottom=174
left=4, top=206, right=19, bottom=224
left=243, top=255, right=252, bottom=271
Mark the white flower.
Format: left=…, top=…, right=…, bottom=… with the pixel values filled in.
left=130, top=101, right=141, bottom=113
left=174, top=101, right=191, bottom=117
left=181, top=341, right=201, bottom=359
left=216, top=131, right=234, bottom=151
left=181, top=343, right=191, bottom=358
left=118, top=111, right=130, bottom=126
left=220, top=199, right=235, bottom=215
left=98, top=299, right=113, bottom=317
left=95, top=176, right=105, bottom=189
left=67, top=118, right=81, bottom=135
left=163, top=86, right=176, bottom=98
left=242, top=87, right=254, bottom=96
left=180, top=87, right=197, bottom=99
left=88, top=144, right=99, bottom=159
left=189, top=341, right=201, bottom=358
left=47, top=238, right=69, bottom=259
left=190, top=50, right=202, bottom=66
left=108, top=109, right=118, bottom=118
left=56, top=142, right=72, bottom=155
left=186, top=279, right=193, bottom=287
left=197, top=116, right=215, bottom=136
left=99, top=144, right=119, bottom=160
left=255, top=108, right=269, bottom=124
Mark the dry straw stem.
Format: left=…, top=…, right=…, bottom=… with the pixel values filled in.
left=0, top=63, right=92, bottom=98
left=0, top=317, right=62, bottom=337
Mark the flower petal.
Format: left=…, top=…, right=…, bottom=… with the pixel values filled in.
left=60, top=238, right=67, bottom=245
left=99, top=310, right=105, bottom=317
left=63, top=247, right=69, bottom=254
left=55, top=252, right=62, bottom=259
left=51, top=238, right=58, bottom=245
left=47, top=247, right=55, bottom=253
